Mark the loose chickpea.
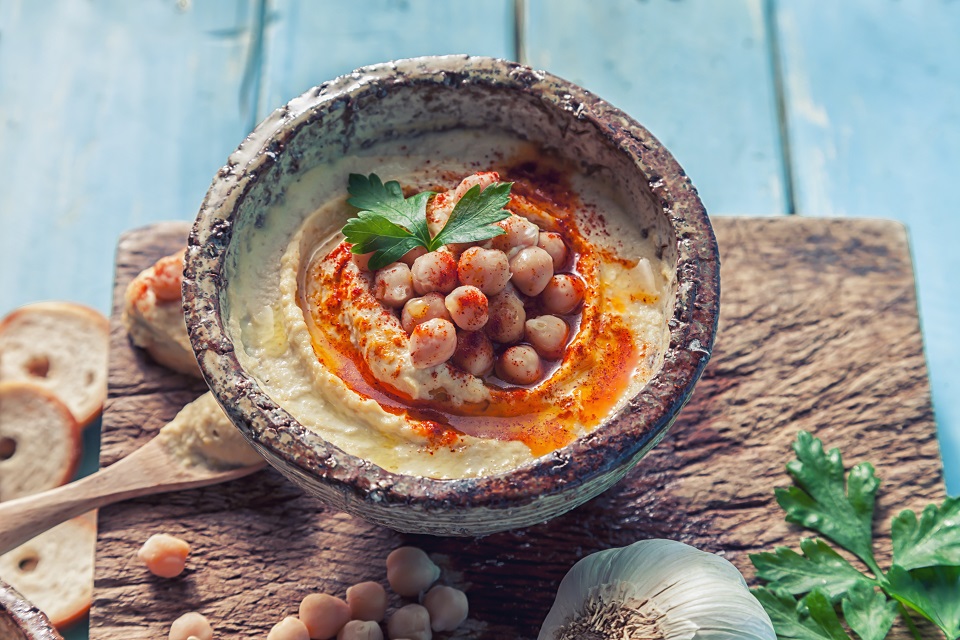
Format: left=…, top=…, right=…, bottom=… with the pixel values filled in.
left=400, top=293, right=450, bottom=334
left=489, top=214, right=539, bottom=252
left=540, top=273, right=585, bottom=315
left=400, top=245, right=428, bottom=267
left=423, top=586, right=469, bottom=632
left=374, top=262, right=414, bottom=308
left=457, top=247, right=511, bottom=295
left=168, top=611, right=212, bottom=640
left=268, top=616, right=310, bottom=640
left=299, top=593, right=351, bottom=640
left=346, top=581, right=388, bottom=622
left=509, top=246, right=554, bottom=296
left=485, top=286, right=526, bottom=344
left=451, top=330, right=495, bottom=377
left=338, top=620, right=384, bottom=640
left=409, top=318, right=457, bottom=369
left=411, top=251, right=458, bottom=295
left=525, top=316, right=569, bottom=360
left=537, top=231, right=569, bottom=270
left=138, top=533, right=190, bottom=578
left=444, top=286, right=489, bottom=331
left=386, top=604, right=431, bottom=640
left=386, top=547, right=440, bottom=597
left=496, top=345, right=543, bottom=385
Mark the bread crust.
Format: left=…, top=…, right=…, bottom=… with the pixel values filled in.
left=0, top=302, right=109, bottom=428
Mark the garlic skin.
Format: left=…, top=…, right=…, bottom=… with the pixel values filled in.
left=538, top=539, right=775, bottom=640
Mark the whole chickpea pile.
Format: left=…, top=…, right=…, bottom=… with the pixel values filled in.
left=157, top=542, right=467, bottom=640
left=363, top=209, right=585, bottom=386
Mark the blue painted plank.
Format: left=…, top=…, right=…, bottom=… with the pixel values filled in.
left=0, top=0, right=262, bottom=319
left=523, top=0, right=787, bottom=217
left=774, top=0, right=960, bottom=494
left=257, top=0, right=515, bottom=114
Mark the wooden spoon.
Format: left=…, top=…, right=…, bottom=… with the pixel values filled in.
left=0, top=436, right=265, bottom=555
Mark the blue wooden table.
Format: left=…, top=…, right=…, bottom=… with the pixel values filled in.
left=1, top=1, right=957, bottom=636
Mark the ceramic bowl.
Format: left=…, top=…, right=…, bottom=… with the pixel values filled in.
left=183, top=55, right=719, bottom=536
left=0, top=580, right=61, bottom=640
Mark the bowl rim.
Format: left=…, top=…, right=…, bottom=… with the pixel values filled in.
left=0, top=581, right=62, bottom=640
left=183, top=54, right=719, bottom=512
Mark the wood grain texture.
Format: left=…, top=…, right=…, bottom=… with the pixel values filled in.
left=256, top=0, right=516, bottom=115
left=0, top=0, right=261, bottom=318
left=90, top=218, right=943, bottom=639
left=773, top=0, right=960, bottom=491
left=523, top=0, right=787, bottom=217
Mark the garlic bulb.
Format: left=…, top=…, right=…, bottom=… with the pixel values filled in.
left=538, top=539, right=775, bottom=640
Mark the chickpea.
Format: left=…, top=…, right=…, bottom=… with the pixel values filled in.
left=300, top=593, right=351, bottom=640
left=168, top=612, right=212, bottom=640
left=386, top=604, right=431, bottom=640
left=374, top=263, right=414, bottom=308
left=338, top=620, right=384, bottom=640
left=411, top=251, right=458, bottom=295
left=409, top=318, right=457, bottom=369
left=426, top=192, right=454, bottom=237
left=150, top=252, right=185, bottom=302
left=509, top=246, right=554, bottom=296
left=525, top=316, right=569, bottom=360
left=451, top=330, right=495, bottom=377
left=539, top=274, right=585, bottom=315
left=489, top=214, right=539, bottom=252
left=352, top=251, right=374, bottom=272
left=386, top=547, right=440, bottom=597
left=444, top=286, right=489, bottom=331
left=496, top=345, right=543, bottom=385
left=453, top=170, right=500, bottom=200
left=423, top=586, right=469, bottom=632
left=268, top=617, right=310, bottom=640
left=346, top=581, right=388, bottom=622
left=457, top=247, right=511, bottom=295
left=400, top=245, right=428, bottom=267
left=485, top=286, right=526, bottom=344
left=138, top=533, right=190, bottom=578
left=400, top=293, right=450, bottom=334
left=537, top=231, right=568, bottom=270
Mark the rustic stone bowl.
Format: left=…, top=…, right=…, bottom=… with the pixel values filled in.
left=183, top=55, right=719, bottom=536
left=0, top=580, right=61, bottom=640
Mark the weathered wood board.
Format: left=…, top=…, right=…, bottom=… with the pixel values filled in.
left=92, top=218, right=944, bottom=639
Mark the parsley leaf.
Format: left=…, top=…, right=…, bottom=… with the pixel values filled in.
left=751, top=538, right=865, bottom=602
left=753, top=588, right=850, bottom=640
left=892, top=497, right=960, bottom=571
left=887, top=565, right=960, bottom=639
left=431, top=182, right=512, bottom=247
left=842, top=580, right=897, bottom=640
left=775, top=431, right=881, bottom=575
left=341, top=173, right=512, bottom=271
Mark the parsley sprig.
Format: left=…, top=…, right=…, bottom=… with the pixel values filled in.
left=753, top=431, right=960, bottom=640
left=341, top=173, right=513, bottom=270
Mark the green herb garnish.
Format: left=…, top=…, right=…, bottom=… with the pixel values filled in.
left=342, top=173, right=513, bottom=270
left=753, top=431, right=960, bottom=639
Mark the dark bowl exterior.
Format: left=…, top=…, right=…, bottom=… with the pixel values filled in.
left=183, top=55, right=719, bottom=536
left=0, top=581, right=62, bottom=640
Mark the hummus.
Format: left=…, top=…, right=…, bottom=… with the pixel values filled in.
left=157, top=392, right=263, bottom=469
left=225, top=130, right=674, bottom=479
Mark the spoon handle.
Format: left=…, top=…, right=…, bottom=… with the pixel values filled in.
left=0, top=439, right=262, bottom=555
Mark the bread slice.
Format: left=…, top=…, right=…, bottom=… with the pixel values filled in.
left=0, top=302, right=109, bottom=428
left=0, top=381, right=80, bottom=501
left=121, top=249, right=201, bottom=377
left=0, top=515, right=95, bottom=629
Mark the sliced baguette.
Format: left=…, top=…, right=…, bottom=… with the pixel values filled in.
left=0, top=381, right=80, bottom=502
left=0, top=516, right=95, bottom=630
left=121, top=249, right=201, bottom=377
left=0, top=302, right=109, bottom=428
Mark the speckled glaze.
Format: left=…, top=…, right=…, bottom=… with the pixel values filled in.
left=0, top=581, right=62, bottom=640
left=183, top=55, right=719, bottom=536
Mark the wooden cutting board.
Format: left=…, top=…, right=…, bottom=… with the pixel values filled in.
left=91, top=218, right=944, bottom=639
